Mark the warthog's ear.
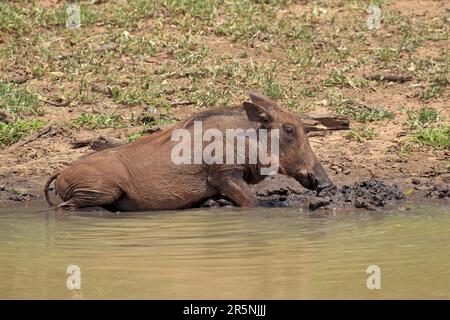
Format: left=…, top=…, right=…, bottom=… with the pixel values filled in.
left=249, top=92, right=278, bottom=110
left=243, top=101, right=273, bottom=124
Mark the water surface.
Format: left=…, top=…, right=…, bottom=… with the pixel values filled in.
left=0, top=202, right=449, bottom=299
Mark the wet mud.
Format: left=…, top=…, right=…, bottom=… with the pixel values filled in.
left=1, top=175, right=448, bottom=212
left=203, top=176, right=449, bottom=211
left=256, top=179, right=406, bottom=211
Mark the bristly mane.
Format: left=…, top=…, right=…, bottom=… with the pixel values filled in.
left=133, top=106, right=246, bottom=146
left=181, top=106, right=244, bottom=129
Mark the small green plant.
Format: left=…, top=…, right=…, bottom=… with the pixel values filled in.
left=195, top=90, right=226, bottom=108
left=118, top=35, right=157, bottom=56
left=0, top=82, right=42, bottom=117
left=113, top=86, right=165, bottom=106
left=113, top=88, right=148, bottom=106
left=375, top=47, right=399, bottom=63
left=419, top=85, right=445, bottom=101
left=324, top=70, right=367, bottom=89
left=405, top=107, right=441, bottom=128
left=284, top=25, right=313, bottom=42
left=175, top=46, right=209, bottom=66
left=72, top=113, right=124, bottom=129
left=409, top=126, right=450, bottom=150
left=0, top=119, right=45, bottom=146
left=263, top=78, right=285, bottom=99
left=0, top=3, right=26, bottom=33
left=127, top=129, right=145, bottom=142
left=347, top=127, right=379, bottom=143
left=335, top=104, right=394, bottom=123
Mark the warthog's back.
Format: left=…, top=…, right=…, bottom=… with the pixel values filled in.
left=55, top=106, right=257, bottom=210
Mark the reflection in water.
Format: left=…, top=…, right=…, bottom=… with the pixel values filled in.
left=0, top=203, right=449, bottom=299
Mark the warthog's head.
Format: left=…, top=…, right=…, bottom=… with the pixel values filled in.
left=244, top=92, right=333, bottom=192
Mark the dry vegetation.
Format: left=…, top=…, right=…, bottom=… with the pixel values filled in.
left=0, top=0, right=449, bottom=194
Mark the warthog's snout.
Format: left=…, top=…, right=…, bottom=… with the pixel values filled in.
left=297, top=163, right=333, bottom=192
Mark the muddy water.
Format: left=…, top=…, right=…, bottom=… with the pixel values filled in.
left=0, top=202, right=449, bottom=299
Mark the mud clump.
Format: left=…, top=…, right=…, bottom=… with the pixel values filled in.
left=424, top=185, right=450, bottom=199
left=411, top=182, right=450, bottom=199
left=334, top=180, right=405, bottom=210
left=306, top=196, right=333, bottom=210
left=258, top=179, right=405, bottom=211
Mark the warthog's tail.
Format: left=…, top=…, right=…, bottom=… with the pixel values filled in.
left=44, top=172, right=60, bottom=207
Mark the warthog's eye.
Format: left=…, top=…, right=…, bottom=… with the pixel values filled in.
left=284, top=125, right=296, bottom=139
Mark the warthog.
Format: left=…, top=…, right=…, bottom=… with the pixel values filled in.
left=44, top=93, right=332, bottom=211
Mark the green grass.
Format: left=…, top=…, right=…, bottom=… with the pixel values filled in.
left=0, top=81, right=45, bottom=147
left=0, top=82, right=42, bottom=117
left=127, top=129, right=145, bottom=142
left=375, top=47, right=399, bottom=63
left=194, top=90, right=228, bottom=108
left=0, top=3, right=26, bottom=33
left=0, top=119, right=45, bottom=146
left=113, top=87, right=154, bottom=106
left=346, top=127, right=379, bottom=143
left=213, top=1, right=275, bottom=44
left=262, top=78, right=285, bottom=99
left=0, top=0, right=448, bottom=155
left=324, top=69, right=367, bottom=89
left=405, top=107, right=442, bottom=128
left=71, top=113, right=124, bottom=129
left=175, top=44, right=209, bottom=66
left=334, top=102, right=394, bottom=123
left=414, top=58, right=449, bottom=101
left=409, top=126, right=450, bottom=150
left=419, top=85, right=446, bottom=101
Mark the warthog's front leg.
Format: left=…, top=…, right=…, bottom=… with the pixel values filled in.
left=208, top=167, right=257, bottom=207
